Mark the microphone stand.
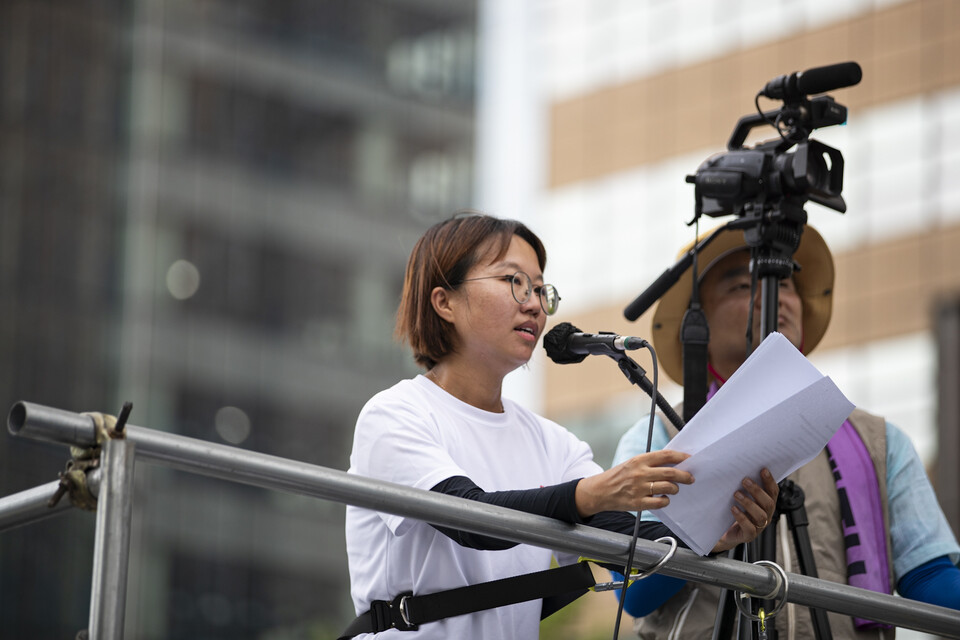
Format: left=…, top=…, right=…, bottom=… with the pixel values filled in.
left=608, top=352, right=684, bottom=432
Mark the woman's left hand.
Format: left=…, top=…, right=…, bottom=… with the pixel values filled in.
left=711, top=468, right=779, bottom=553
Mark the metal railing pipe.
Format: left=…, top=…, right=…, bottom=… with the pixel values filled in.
left=0, top=478, right=91, bottom=532
left=7, top=401, right=960, bottom=637
left=88, top=438, right=136, bottom=640
left=8, top=401, right=99, bottom=447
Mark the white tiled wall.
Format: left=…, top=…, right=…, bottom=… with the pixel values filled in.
left=535, top=0, right=908, bottom=100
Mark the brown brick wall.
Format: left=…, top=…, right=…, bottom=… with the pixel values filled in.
left=549, top=0, right=960, bottom=188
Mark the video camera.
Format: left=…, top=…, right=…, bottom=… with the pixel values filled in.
left=686, top=61, right=862, bottom=220
left=622, top=61, right=864, bottom=326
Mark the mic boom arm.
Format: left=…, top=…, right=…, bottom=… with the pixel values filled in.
left=612, top=352, right=684, bottom=432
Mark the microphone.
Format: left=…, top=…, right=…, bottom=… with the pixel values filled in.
left=761, top=61, right=862, bottom=101
left=543, top=322, right=685, bottom=430
left=543, top=322, right=648, bottom=364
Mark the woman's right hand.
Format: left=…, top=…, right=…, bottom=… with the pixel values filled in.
left=574, top=449, right=693, bottom=518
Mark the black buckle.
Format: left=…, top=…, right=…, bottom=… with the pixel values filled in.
left=368, top=591, right=418, bottom=632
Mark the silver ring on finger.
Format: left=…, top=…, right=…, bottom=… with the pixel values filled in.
left=649, top=482, right=655, bottom=496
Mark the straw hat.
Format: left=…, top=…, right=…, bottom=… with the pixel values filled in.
left=651, top=224, right=835, bottom=385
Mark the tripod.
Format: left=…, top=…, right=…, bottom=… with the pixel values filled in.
left=712, top=204, right=833, bottom=640
left=622, top=209, right=838, bottom=640
left=621, top=61, right=857, bottom=640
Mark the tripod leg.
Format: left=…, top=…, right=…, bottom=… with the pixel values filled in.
left=712, top=545, right=746, bottom=640
left=781, top=480, right=833, bottom=640
left=788, top=515, right=833, bottom=640
left=712, top=584, right=740, bottom=640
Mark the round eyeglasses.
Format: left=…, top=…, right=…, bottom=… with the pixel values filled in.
left=457, top=271, right=561, bottom=315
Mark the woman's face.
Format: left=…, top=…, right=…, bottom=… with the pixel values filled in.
left=445, top=235, right=547, bottom=377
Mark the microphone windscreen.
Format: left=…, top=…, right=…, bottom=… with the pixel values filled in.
left=797, top=61, right=862, bottom=96
left=542, top=322, right=587, bottom=365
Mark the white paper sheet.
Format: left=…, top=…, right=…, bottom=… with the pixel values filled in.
left=650, top=332, right=855, bottom=555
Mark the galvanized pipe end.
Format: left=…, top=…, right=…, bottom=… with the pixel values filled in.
left=7, top=401, right=97, bottom=447
left=7, top=402, right=27, bottom=436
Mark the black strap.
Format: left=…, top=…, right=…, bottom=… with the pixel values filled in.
left=338, top=561, right=596, bottom=638
left=681, top=303, right=709, bottom=422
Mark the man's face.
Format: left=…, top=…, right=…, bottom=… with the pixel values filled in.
left=699, top=250, right=803, bottom=381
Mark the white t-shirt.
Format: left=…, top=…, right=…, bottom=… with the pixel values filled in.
left=346, top=375, right=602, bottom=639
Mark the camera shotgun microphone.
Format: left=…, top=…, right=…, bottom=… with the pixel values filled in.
left=761, top=61, right=862, bottom=102
left=543, top=322, right=648, bottom=365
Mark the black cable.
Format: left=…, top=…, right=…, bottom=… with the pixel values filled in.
left=746, top=251, right=759, bottom=358
left=691, top=219, right=700, bottom=306
left=754, top=92, right=790, bottom=145
left=611, top=342, right=661, bottom=640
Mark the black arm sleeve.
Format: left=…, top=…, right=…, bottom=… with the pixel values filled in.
left=429, top=475, right=680, bottom=557
left=429, top=475, right=581, bottom=549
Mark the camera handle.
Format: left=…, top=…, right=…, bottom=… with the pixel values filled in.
left=727, top=97, right=847, bottom=151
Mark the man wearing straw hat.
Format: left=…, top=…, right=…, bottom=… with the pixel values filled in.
left=612, top=224, right=960, bottom=639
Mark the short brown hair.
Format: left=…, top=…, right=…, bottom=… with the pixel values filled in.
left=396, top=211, right=547, bottom=369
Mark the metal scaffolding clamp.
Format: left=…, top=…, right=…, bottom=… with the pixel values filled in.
left=47, top=403, right=132, bottom=511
